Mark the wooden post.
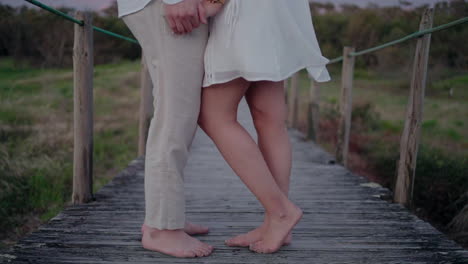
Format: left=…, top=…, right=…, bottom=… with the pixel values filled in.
left=394, top=8, right=434, bottom=207
left=307, top=80, right=320, bottom=141
left=335, top=47, right=355, bottom=167
left=288, top=73, right=299, bottom=128
left=138, top=55, right=153, bottom=156
left=72, top=11, right=94, bottom=204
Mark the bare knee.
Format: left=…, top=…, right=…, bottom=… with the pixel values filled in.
left=197, top=108, right=213, bottom=133
left=198, top=107, right=236, bottom=136
left=250, top=106, right=287, bottom=132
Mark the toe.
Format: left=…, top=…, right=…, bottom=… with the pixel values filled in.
left=249, top=243, right=257, bottom=252
left=227, top=237, right=244, bottom=246
left=207, top=244, right=214, bottom=252
left=202, top=243, right=212, bottom=251
left=194, top=248, right=205, bottom=257
left=201, top=247, right=212, bottom=256
left=184, top=250, right=197, bottom=258
left=249, top=241, right=264, bottom=253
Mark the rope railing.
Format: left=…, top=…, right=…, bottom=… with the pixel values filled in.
left=328, top=16, right=468, bottom=64
left=24, top=0, right=138, bottom=44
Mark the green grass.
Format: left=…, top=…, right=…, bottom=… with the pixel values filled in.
left=0, top=57, right=141, bottom=247
left=295, top=65, right=468, bottom=153
left=430, top=74, right=468, bottom=98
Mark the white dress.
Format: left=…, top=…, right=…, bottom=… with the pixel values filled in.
left=203, top=0, right=331, bottom=87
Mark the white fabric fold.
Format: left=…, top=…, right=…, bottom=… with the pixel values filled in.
left=203, top=0, right=331, bottom=87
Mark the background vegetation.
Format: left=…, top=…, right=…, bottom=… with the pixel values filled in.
left=0, top=0, right=466, bottom=248
left=0, top=58, right=141, bottom=246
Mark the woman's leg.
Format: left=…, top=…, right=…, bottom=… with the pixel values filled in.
left=248, top=81, right=292, bottom=195
left=199, top=78, right=302, bottom=253
left=225, top=80, right=293, bottom=247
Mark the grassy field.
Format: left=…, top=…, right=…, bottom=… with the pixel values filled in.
left=1, top=57, right=467, bottom=248
left=0, top=58, right=141, bottom=247
left=294, top=64, right=467, bottom=155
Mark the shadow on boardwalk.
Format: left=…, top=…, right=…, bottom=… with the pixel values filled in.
left=1, top=101, right=467, bottom=263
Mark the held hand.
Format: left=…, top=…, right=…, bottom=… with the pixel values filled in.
left=164, top=0, right=208, bottom=35
left=202, top=0, right=226, bottom=18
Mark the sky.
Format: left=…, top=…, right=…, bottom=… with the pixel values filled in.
left=0, top=0, right=451, bottom=10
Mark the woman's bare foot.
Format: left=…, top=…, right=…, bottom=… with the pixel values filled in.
left=249, top=204, right=302, bottom=254
left=142, top=228, right=213, bottom=258
left=225, top=223, right=292, bottom=247
left=203, top=0, right=225, bottom=18
left=141, top=222, right=209, bottom=236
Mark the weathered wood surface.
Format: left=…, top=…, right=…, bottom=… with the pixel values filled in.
left=335, top=46, right=356, bottom=167
left=2, top=100, right=467, bottom=263
left=394, top=8, right=434, bottom=207
left=72, top=11, right=94, bottom=204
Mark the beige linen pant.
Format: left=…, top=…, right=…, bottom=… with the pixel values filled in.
left=122, top=0, right=209, bottom=230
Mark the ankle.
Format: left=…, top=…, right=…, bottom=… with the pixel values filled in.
left=267, top=200, right=300, bottom=219
left=143, top=225, right=184, bottom=236
left=266, top=207, right=289, bottom=220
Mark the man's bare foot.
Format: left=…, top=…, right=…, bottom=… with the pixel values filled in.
left=141, top=222, right=209, bottom=236
left=225, top=223, right=292, bottom=247
left=142, top=227, right=213, bottom=258
left=249, top=204, right=302, bottom=254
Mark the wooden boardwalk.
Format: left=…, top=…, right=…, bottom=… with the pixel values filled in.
left=1, top=101, right=467, bottom=264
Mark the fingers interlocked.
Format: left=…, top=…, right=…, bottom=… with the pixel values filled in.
left=165, top=0, right=208, bottom=35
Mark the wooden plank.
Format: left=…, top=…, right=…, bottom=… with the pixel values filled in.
left=72, top=11, right=94, bottom=204
left=394, top=8, right=434, bottom=207
left=335, top=47, right=355, bottom=167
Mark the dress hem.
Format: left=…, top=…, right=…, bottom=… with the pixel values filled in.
left=202, top=63, right=331, bottom=87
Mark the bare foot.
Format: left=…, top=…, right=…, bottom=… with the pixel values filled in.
left=142, top=227, right=213, bottom=258
left=225, top=223, right=292, bottom=247
left=184, top=221, right=210, bottom=235
left=141, top=222, right=209, bottom=236
left=249, top=204, right=302, bottom=254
